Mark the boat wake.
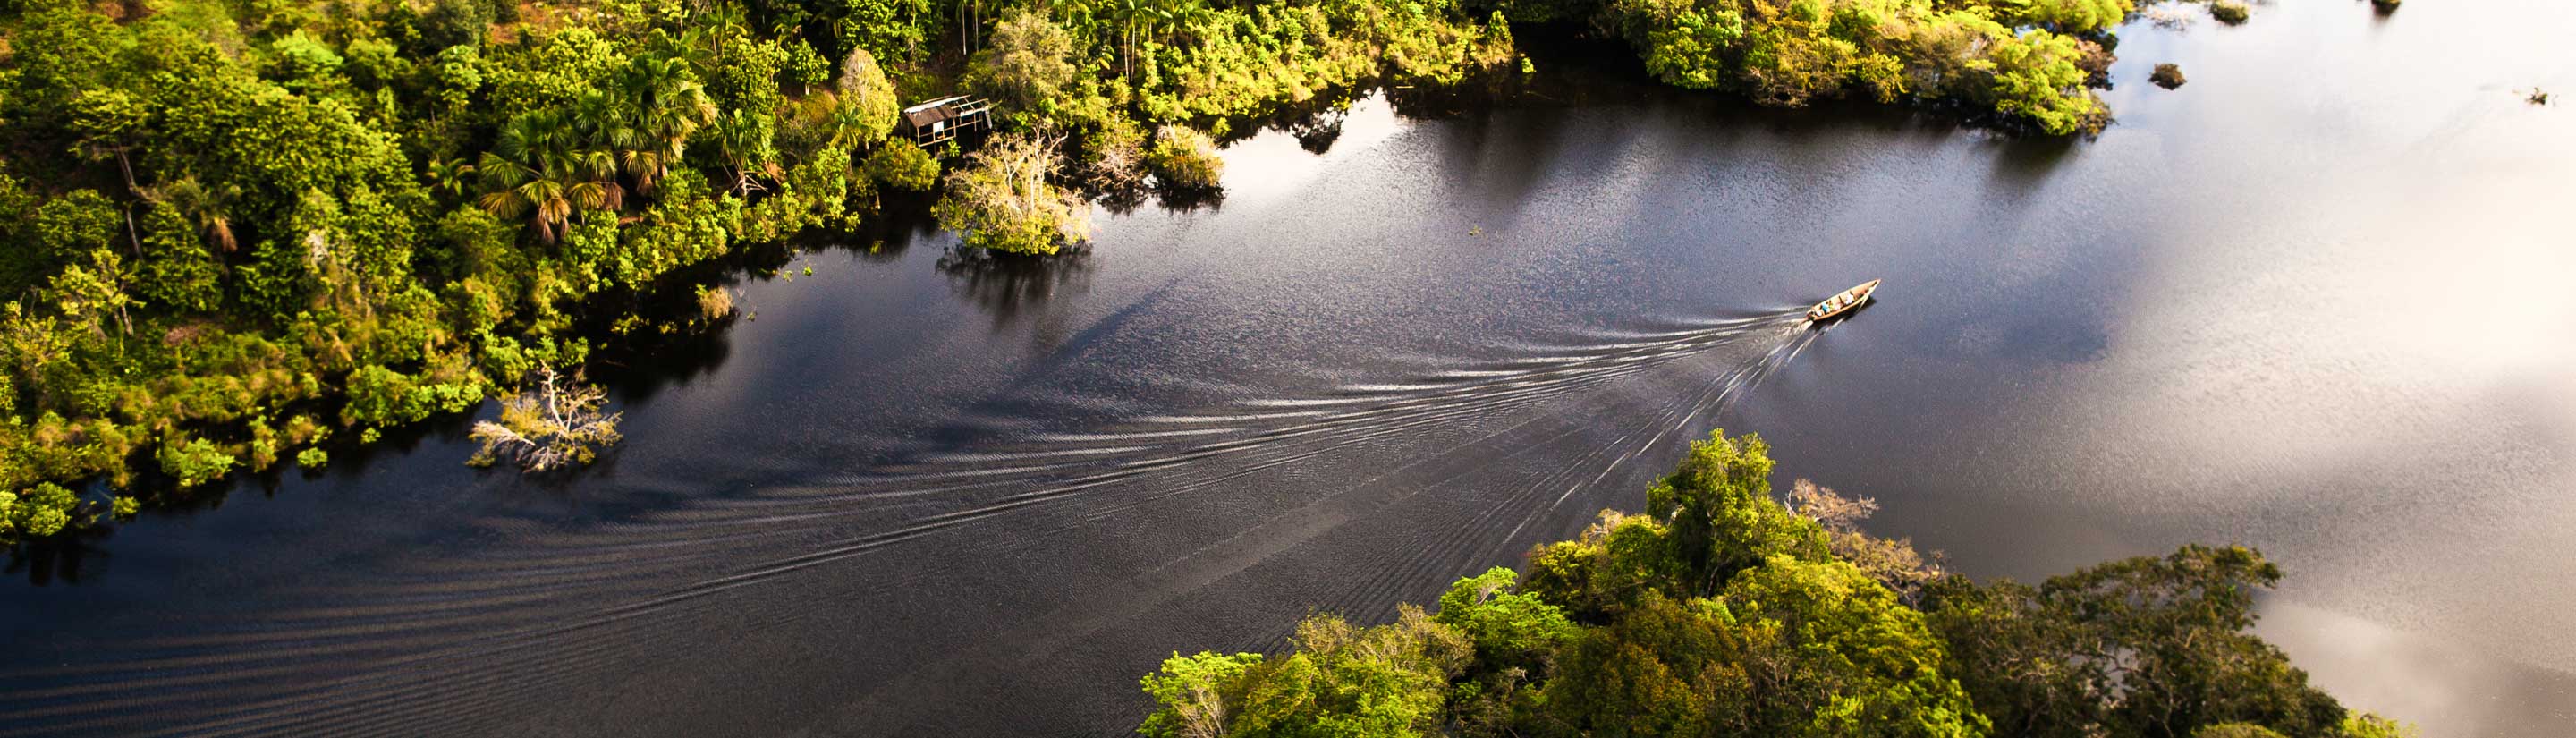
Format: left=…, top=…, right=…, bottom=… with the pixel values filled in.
left=0, top=307, right=1834, bottom=737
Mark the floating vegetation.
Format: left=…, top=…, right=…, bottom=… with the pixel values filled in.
left=2212, top=0, right=2251, bottom=24
left=695, top=285, right=738, bottom=324
left=2153, top=64, right=2190, bottom=89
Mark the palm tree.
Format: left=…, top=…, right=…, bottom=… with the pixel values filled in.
left=1165, top=0, right=1213, bottom=49
left=824, top=94, right=874, bottom=150
left=1108, top=0, right=1145, bottom=81
left=424, top=157, right=478, bottom=204
left=1105, top=0, right=1189, bottom=82
left=700, top=3, right=749, bottom=64
left=148, top=176, right=240, bottom=253
left=478, top=112, right=608, bottom=243
left=643, top=27, right=716, bottom=73
left=708, top=108, right=782, bottom=196
left=621, top=56, right=718, bottom=194
left=569, top=89, right=637, bottom=209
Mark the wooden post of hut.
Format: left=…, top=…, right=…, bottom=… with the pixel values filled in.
left=899, top=96, right=995, bottom=147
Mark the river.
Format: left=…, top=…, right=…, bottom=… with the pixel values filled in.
left=5, top=0, right=2574, bottom=735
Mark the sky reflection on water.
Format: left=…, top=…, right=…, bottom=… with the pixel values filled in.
left=4, top=0, right=2574, bottom=735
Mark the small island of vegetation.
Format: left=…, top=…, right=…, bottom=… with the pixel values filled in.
left=1136, top=431, right=2415, bottom=738
left=2152, top=63, right=2186, bottom=89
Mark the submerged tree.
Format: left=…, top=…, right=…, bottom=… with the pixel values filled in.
left=1146, top=125, right=1224, bottom=191
left=468, top=366, right=623, bottom=471
left=932, top=132, right=1091, bottom=254
left=1, top=483, right=86, bottom=543
left=865, top=140, right=942, bottom=192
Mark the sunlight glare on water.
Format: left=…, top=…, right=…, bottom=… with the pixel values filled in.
left=4, top=0, right=2575, bottom=735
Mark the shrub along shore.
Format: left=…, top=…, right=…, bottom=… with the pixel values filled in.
left=4, top=0, right=2240, bottom=539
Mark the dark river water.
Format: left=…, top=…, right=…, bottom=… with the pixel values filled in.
left=7, top=1, right=2575, bottom=735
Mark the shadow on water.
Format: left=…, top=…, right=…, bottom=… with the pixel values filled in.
left=936, top=246, right=1097, bottom=328
left=21, top=399, right=493, bottom=590
left=1151, top=186, right=1227, bottom=214
left=1988, top=133, right=2081, bottom=192
left=300, top=410, right=487, bottom=482
left=840, top=191, right=948, bottom=262
left=5, top=525, right=113, bottom=588
left=587, top=313, right=739, bottom=407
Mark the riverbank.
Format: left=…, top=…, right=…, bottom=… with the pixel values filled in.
left=0, top=0, right=1512, bottom=531
left=0, top=0, right=2314, bottom=531
left=4, top=5, right=2572, bottom=727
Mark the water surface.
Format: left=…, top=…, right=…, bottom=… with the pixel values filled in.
left=6, top=1, right=2574, bottom=734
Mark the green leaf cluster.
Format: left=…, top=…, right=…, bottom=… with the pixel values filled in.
left=1144, top=124, right=1224, bottom=191
left=0, top=483, right=83, bottom=542
left=1533, top=0, right=2157, bottom=133
left=0, top=0, right=919, bottom=525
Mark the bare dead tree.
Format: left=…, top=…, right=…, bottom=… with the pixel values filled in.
left=1790, top=479, right=1945, bottom=601
left=468, top=365, right=623, bottom=471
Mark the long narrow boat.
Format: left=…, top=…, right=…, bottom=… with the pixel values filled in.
left=1807, top=279, right=1882, bottom=322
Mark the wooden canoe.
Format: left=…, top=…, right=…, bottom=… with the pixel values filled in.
left=1807, top=279, right=1882, bottom=321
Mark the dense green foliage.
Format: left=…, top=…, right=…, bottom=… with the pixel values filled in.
left=1615, top=0, right=2114, bottom=133
left=1474, top=0, right=2248, bottom=134
left=0, top=0, right=873, bottom=513
left=0, top=0, right=2276, bottom=529
left=1139, top=432, right=2412, bottom=737
left=0, top=0, right=1511, bottom=526
left=929, top=2, right=1513, bottom=248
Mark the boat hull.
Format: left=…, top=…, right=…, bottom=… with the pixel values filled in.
left=1807, top=279, right=1882, bottom=322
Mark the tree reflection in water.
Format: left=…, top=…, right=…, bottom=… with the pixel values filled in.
left=936, top=245, right=1096, bottom=328
left=8, top=523, right=112, bottom=587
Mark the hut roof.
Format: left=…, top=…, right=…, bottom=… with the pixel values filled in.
left=901, top=96, right=980, bottom=130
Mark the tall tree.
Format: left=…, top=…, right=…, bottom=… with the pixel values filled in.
left=1923, top=546, right=2348, bottom=738
left=966, top=10, right=1076, bottom=113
